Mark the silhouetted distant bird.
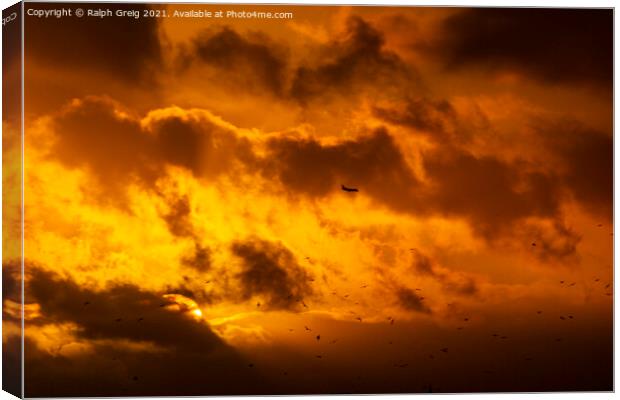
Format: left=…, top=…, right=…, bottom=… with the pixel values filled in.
left=302, top=301, right=308, bottom=308
left=257, top=302, right=261, bottom=308
left=390, top=318, right=395, bottom=325
left=248, top=363, right=254, bottom=368
left=137, top=317, right=144, bottom=322
left=456, top=327, right=464, bottom=330
left=594, top=278, right=600, bottom=282
left=531, top=242, right=536, bottom=247
left=115, top=318, right=122, bottom=322
left=569, top=282, right=576, bottom=287
left=341, top=184, right=359, bottom=193
left=316, top=335, right=321, bottom=341
left=463, top=317, right=469, bottom=322
left=83, top=301, right=90, bottom=306
left=315, top=355, right=323, bottom=359
left=605, top=283, right=611, bottom=288
left=597, top=224, right=603, bottom=227
left=560, top=281, right=564, bottom=284
left=500, top=336, right=507, bottom=339
left=331, top=339, right=338, bottom=344
left=415, top=288, right=422, bottom=291
left=305, top=326, right=311, bottom=331
left=536, top=311, right=542, bottom=314
left=205, top=280, right=211, bottom=284
left=525, top=357, right=533, bottom=361
left=560, top=316, right=566, bottom=320
left=288, top=329, right=294, bottom=332
left=492, top=333, right=499, bottom=337
left=356, top=317, right=363, bottom=322
left=132, top=376, right=138, bottom=381
left=568, top=315, right=573, bottom=319
left=360, top=284, right=368, bottom=289
left=440, top=348, right=448, bottom=353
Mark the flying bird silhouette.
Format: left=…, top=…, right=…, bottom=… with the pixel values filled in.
left=341, top=184, right=359, bottom=193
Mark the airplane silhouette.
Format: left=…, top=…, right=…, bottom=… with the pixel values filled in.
left=341, top=184, right=359, bottom=192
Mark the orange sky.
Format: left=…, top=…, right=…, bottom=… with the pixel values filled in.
left=2, top=4, right=613, bottom=395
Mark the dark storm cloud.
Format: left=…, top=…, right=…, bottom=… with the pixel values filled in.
left=182, top=27, right=287, bottom=96
left=431, top=8, right=612, bottom=86
left=21, top=267, right=266, bottom=397
left=2, top=262, right=20, bottom=303
left=535, top=121, right=612, bottom=219
left=264, top=127, right=566, bottom=240
left=25, top=4, right=162, bottom=83
left=396, top=287, right=431, bottom=314
left=51, top=98, right=158, bottom=199
left=51, top=97, right=254, bottom=200
left=182, top=244, right=212, bottom=273
left=410, top=250, right=478, bottom=296
left=422, top=147, right=562, bottom=238
left=290, top=16, right=415, bottom=102
left=411, top=251, right=435, bottom=276
left=162, top=196, right=194, bottom=238
left=263, top=128, right=421, bottom=212
left=373, top=97, right=457, bottom=138
left=232, top=239, right=312, bottom=310
left=26, top=268, right=226, bottom=352
left=529, top=222, right=582, bottom=262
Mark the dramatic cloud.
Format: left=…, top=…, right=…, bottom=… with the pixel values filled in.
left=410, top=250, right=478, bottom=297
left=263, top=128, right=421, bottom=209
left=162, top=196, right=194, bottom=238
left=17, top=5, right=613, bottom=396
left=373, top=97, right=458, bottom=139
left=290, top=16, right=416, bottom=102
left=232, top=239, right=312, bottom=310
left=422, top=146, right=562, bottom=237
left=26, top=268, right=227, bottom=352
left=26, top=4, right=162, bottom=83
left=182, top=244, right=212, bottom=273
left=534, top=121, right=613, bottom=218
left=396, top=287, right=431, bottom=314
left=49, top=97, right=254, bottom=200
left=182, top=27, right=288, bottom=96
left=431, top=8, right=612, bottom=86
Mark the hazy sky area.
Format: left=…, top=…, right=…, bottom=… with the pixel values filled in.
left=2, top=4, right=613, bottom=396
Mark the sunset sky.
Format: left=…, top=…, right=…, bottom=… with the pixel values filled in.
left=2, top=4, right=613, bottom=395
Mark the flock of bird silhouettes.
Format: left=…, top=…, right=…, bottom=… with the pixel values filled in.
left=78, top=183, right=611, bottom=392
